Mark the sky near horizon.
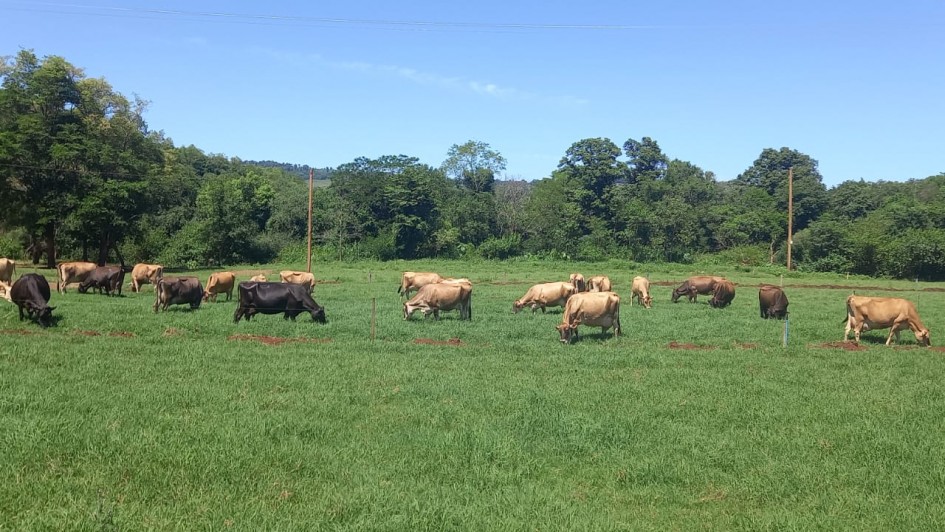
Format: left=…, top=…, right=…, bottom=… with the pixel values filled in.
left=2, top=1, right=943, bottom=186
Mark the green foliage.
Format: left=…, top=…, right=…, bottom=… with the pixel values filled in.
left=478, top=233, right=522, bottom=260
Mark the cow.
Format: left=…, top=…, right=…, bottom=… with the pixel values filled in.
left=708, top=279, right=736, bottom=308
left=57, top=261, right=98, bottom=294
left=631, top=276, right=652, bottom=308
left=0, top=257, right=15, bottom=284
left=843, top=295, right=930, bottom=346
left=280, top=270, right=315, bottom=293
left=130, top=263, right=163, bottom=292
left=77, top=266, right=125, bottom=296
left=759, top=285, right=789, bottom=319
left=249, top=274, right=267, bottom=282
left=403, top=282, right=472, bottom=320
left=233, top=282, right=326, bottom=323
left=587, top=275, right=612, bottom=292
left=0, top=281, right=11, bottom=302
left=513, top=282, right=576, bottom=313
left=10, top=273, right=55, bottom=327
left=556, top=291, right=621, bottom=344
left=671, top=275, right=725, bottom=303
left=398, top=271, right=443, bottom=299
left=204, top=271, right=236, bottom=302
left=568, top=273, right=587, bottom=293
left=153, top=276, right=203, bottom=313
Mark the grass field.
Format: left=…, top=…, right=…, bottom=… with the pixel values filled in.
left=2, top=259, right=944, bottom=530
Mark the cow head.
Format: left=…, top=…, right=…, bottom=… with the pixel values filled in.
left=202, top=291, right=212, bottom=302
left=512, top=301, right=524, bottom=313
left=556, top=323, right=577, bottom=344
left=671, top=285, right=687, bottom=303
left=310, top=306, right=327, bottom=323
left=915, top=328, right=931, bottom=347
left=643, top=295, right=653, bottom=309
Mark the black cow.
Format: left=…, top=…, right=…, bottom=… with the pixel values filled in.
left=78, top=266, right=125, bottom=296
left=154, top=276, right=203, bottom=312
left=11, top=273, right=56, bottom=327
left=759, top=285, right=789, bottom=319
left=234, top=282, right=326, bottom=323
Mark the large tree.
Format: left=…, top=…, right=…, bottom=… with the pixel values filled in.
left=735, top=147, right=828, bottom=231
left=441, top=140, right=506, bottom=193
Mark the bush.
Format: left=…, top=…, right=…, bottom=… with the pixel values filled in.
left=0, top=229, right=26, bottom=260
left=478, top=234, right=522, bottom=260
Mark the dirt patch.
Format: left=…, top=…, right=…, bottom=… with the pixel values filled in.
left=929, top=347, right=945, bottom=353
left=231, top=269, right=271, bottom=277
left=0, top=329, right=37, bottom=335
left=815, top=341, right=868, bottom=351
left=667, top=341, right=714, bottom=350
left=75, top=330, right=101, bottom=336
left=488, top=280, right=530, bottom=286
left=108, top=331, right=135, bottom=338
left=653, top=280, right=939, bottom=293
left=735, top=342, right=758, bottom=349
left=414, top=337, right=465, bottom=346
left=163, top=328, right=182, bottom=337
left=315, top=279, right=342, bottom=284
left=228, top=334, right=332, bottom=346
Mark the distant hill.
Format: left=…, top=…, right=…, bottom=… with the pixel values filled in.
left=243, top=160, right=333, bottom=181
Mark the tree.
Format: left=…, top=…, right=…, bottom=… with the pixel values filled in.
left=736, top=147, right=828, bottom=231
left=557, top=137, right=625, bottom=221
left=441, top=140, right=506, bottom=193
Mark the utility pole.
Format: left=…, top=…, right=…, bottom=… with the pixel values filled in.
left=786, top=167, right=794, bottom=270
left=306, top=167, right=314, bottom=274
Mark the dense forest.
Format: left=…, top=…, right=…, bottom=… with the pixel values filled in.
left=3, top=50, right=945, bottom=279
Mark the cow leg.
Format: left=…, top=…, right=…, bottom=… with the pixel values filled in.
left=234, top=306, right=244, bottom=323
left=226, top=290, right=232, bottom=302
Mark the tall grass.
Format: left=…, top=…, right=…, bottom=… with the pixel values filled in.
left=1, top=260, right=944, bottom=529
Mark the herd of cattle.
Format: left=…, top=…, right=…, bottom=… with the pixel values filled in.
left=0, top=258, right=933, bottom=346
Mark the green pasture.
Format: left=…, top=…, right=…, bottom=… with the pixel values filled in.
left=1, top=259, right=944, bottom=530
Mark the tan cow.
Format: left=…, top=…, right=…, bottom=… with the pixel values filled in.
left=631, top=276, right=652, bottom=308
left=671, top=275, right=725, bottom=303
left=0, top=281, right=11, bottom=302
left=280, top=270, right=315, bottom=293
left=204, top=271, right=236, bottom=302
left=844, top=295, right=931, bottom=346
left=513, top=282, right=576, bottom=313
left=57, top=261, right=98, bottom=294
left=556, top=291, right=621, bottom=344
left=568, top=273, right=587, bottom=292
left=249, top=274, right=267, bottom=282
left=398, top=271, right=443, bottom=298
left=0, top=258, right=15, bottom=284
left=130, top=263, right=163, bottom=292
left=403, top=282, right=472, bottom=320
left=587, top=275, right=612, bottom=292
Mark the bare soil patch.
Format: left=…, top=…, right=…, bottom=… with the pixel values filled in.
left=815, top=341, right=867, bottom=351
left=735, top=342, right=758, bottom=349
left=929, top=347, right=945, bottom=353
left=108, top=331, right=135, bottom=338
left=163, top=328, right=182, bottom=337
left=1, top=328, right=37, bottom=335
left=228, top=334, right=332, bottom=346
left=414, top=337, right=465, bottom=346
left=667, top=341, right=714, bottom=350
left=75, top=330, right=101, bottom=336
left=652, top=280, right=938, bottom=293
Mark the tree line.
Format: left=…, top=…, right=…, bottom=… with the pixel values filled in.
left=2, top=50, right=945, bottom=279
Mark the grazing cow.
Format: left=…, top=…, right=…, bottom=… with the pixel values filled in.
left=631, top=276, right=653, bottom=308
left=233, top=282, right=326, bottom=323
left=249, top=274, right=267, bottom=282
left=708, top=279, right=736, bottom=308
left=844, top=295, right=930, bottom=346
left=204, top=271, right=236, bottom=302
left=403, top=282, right=472, bottom=320
left=10, top=273, right=55, bottom=327
left=0, top=281, right=11, bottom=302
left=57, top=261, right=98, bottom=294
left=513, top=281, right=576, bottom=313
left=130, top=263, right=163, bottom=292
left=759, top=285, right=789, bottom=319
left=154, top=276, right=203, bottom=313
left=0, top=257, right=15, bottom=284
left=398, top=271, right=443, bottom=299
left=671, top=275, right=725, bottom=303
left=78, top=266, right=125, bottom=296
left=556, top=291, right=621, bottom=344
left=568, top=273, right=587, bottom=293
left=587, top=275, right=612, bottom=292
left=280, top=270, right=315, bottom=293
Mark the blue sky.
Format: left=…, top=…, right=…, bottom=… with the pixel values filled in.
left=3, top=1, right=943, bottom=186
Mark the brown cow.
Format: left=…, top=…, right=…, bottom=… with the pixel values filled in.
left=398, top=271, right=443, bottom=298
left=844, top=295, right=930, bottom=346
left=154, top=276, right=203, bottom=313
left=0, top=257, right=15, bottom=284
left=78, top=266, right=125, bottom=296
left=403, top=282, right=472, bottom=320
left=249, top=274, right=268, bottom=282
left=631, top=276, right=652, bottom=308
left=57, top=261, right=98, bottom=294
left=708, top=279, right=736, bottom=308
left=556, top=291, right=621, bottom=344
left=671, top=276, right=725, bottom=303
left=759, top=285, right=789, bottom=319
left=0, top=280, right=11, bottom=302
left=130, top=263, right=163, bottom=292
left=587, top=275, right=612, bottom=292
left=568, top=273, right=587, bottom=293
left=280, top=270, right=315, bottom=293
left=204, top=271, right=236, bottom=302
left=513, top=282, right=576, bottom=313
